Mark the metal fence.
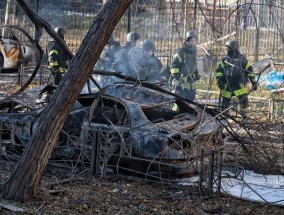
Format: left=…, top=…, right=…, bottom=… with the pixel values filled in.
left=1, top=0, right=284, bottom=64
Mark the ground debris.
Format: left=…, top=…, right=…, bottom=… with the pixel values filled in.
left=0, top=202, right=24, bottom=212
left=1, top=159, right=284, bottom=215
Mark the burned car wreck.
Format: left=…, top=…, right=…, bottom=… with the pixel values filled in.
left=0, top=25, right=40, bottom=72
left=0, top=81, right=224, bottom=178
left=80, top=82, right=224, bottom=178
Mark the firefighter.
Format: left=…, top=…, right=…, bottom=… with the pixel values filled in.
left=135, top=40, right=163, bottom=82
left=170, top=30, right=200, bottom=101
left=96, top=35, right=121, bottom=71
left=216, top=40, right=257, bottom=122
left=113, top=32, right=141, bottom=76
left=47, top=27, right=70, bottom=86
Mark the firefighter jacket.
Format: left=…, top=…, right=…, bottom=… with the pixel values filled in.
left=216, top=50, right=256, bottom=98
left=113, top=42, right=134, bottom=75
left=170, top=42, right=199, bottom=89
left=47, top=40, right=69, bottom=74
left=135, top=54, right=163, bottom=82
left=96, top=41, right=120, bottom=71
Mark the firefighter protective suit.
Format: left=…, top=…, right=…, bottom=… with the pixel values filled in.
left=113, top=32, right=141, bottom=76
left=170, top=41, right=200, bottom=101
left=133, top=40, right=163, bottom=82
left=216, top=42, right=256, bottom=120
left=47, top=27, right=69, bottom=86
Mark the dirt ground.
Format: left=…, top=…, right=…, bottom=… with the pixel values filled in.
left=0, top=160, right=284, bottom=215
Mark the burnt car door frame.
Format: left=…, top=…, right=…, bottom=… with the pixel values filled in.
left=0, top=25, right=38, bottom=72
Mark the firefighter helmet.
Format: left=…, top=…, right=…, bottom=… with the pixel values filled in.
left=54, top=27, right=66, bottom=39
left=225, top=40, right=239, bottom=50
left=142, top=40, right=155, bottom=51
left=126, top=32, right=140, bottom=42
left=186, top=30, right=197, bottom=41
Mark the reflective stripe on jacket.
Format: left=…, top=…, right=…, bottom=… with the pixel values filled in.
left=221, top=83, right=248, bottom=98
left=47, top=40, right=68, bottom=73
left=171, top=42, right=197, bottom=78
left=216, top=51, right=255, bottom=98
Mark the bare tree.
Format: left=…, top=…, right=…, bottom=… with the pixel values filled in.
left=1, top=0, right=133, bottom=202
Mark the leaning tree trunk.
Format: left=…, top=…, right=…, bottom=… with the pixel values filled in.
left=2, top=0, right=133, bottom=202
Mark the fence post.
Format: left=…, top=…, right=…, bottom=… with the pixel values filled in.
left=127, top=6, right=131, bottom=33
left=208, top=150, right=215, bottom=195
left=193, top=0, right=197, bottom=31
left=198, top=148, right=204, bottom=194
left=255, top=0, right=265, bottom=62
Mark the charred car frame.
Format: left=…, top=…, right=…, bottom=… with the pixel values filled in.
left=0, top=81, right=224, bottom=178
left=80, top=83, right=224, bottom=177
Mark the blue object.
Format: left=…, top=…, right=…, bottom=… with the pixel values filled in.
left=259, top=70, right=284, bottom=90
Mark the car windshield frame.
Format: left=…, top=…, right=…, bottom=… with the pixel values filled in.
left=0, top=25, right=34, bottom=43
